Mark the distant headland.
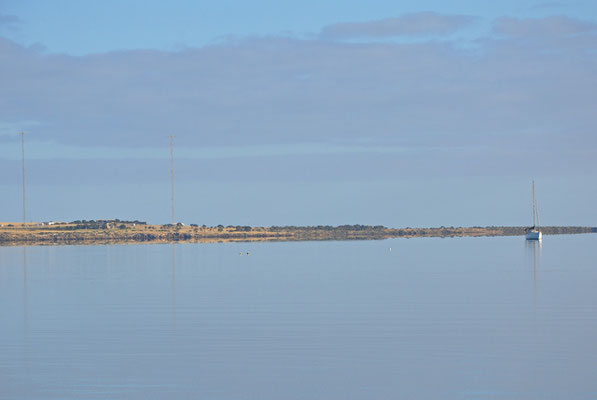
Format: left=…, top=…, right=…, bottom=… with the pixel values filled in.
left=0, top=220, right=595, bottom=246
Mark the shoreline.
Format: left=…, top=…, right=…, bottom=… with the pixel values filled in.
left=1, top=222, right=595, bottom=247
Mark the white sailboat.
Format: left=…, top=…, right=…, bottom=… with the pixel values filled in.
left=525, top=180, right=542, bottom=241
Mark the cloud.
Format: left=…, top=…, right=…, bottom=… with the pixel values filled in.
left=2, top=147, right=595, bottom=187
left=0, top=15, right=596, bottom=183
left=494, top=15, right=597, bottom=39
left=0, top=13, right=21, bottom=30
left=529, top=2, right=565, bottom=11
left=0, top=120, right=41, bottom=141
left=321, top=12, right=476, bottom=39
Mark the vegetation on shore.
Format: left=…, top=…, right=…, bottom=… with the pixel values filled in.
left=0, top=220, right=595, bottom=246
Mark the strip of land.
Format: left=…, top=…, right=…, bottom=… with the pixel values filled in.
left=0, top=220, right=595, bottom=246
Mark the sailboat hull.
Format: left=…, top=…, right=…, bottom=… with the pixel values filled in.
left=525, top=230, right=542, bottom=240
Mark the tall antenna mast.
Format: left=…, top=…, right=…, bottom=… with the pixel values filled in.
left=170, top=135, right=175, bottom=224
left=20, top=132, right=26, bottom=223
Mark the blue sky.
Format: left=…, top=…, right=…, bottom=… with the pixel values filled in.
left=1, top=1, right=596, bottom=226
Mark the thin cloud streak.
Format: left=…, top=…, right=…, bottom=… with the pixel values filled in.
left=1, top=147, right=594, bottom=186
left=321, top=12, right=477, bottom=38
left=493, top=15, right=597, bottom=38
left=0, top=13, right=20, bottom=30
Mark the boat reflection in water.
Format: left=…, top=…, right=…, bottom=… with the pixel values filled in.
left=525, top=238, right=542, bottom=281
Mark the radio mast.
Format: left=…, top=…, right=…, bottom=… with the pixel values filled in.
left=20, top=132, right=26, bottom=223
left=170, top=135, right=175, bottom=224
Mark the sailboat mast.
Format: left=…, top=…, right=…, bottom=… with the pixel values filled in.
left=532, top=180, right=537, bottom=227
left=534, top=182, right=540, bottom=228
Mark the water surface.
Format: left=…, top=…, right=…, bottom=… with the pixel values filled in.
left=1, top=235, right=597, bottom=399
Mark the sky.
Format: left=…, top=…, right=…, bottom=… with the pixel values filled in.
left=1, top=0, right=596, bottom=227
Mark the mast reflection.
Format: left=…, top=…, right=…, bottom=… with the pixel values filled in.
left=525, top=239, right=542, bottom=310
left=525, top=239, right=542, bottom=281
left=23, top=246, right=28, bottom=338
left=171, top=243, right=177, bottom=335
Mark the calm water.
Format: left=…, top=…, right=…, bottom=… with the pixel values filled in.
left=1, top=235, right=597, bottom=399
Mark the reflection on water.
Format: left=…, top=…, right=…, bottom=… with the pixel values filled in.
left=171, top=243, right=176, bottom=336
left=525, top=239, right=542, bottom=281
left=2, top=236, right=597, bottom=400
left=22, top=246, right=28, bottom=337
left=525, top=239, right=542, bottom=312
